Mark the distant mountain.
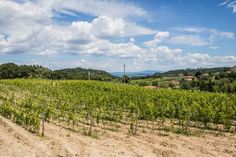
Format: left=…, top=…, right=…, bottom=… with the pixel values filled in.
left=111, top=70, right=162, bottom=77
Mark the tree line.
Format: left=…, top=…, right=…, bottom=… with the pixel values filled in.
left=0, top=63, right=116, bottom=81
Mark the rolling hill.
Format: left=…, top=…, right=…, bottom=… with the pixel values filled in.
left=0, top=63, right=116, bottom=81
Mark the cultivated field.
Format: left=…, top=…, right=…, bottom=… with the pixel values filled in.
left=0, top=79, right=236, bottom=157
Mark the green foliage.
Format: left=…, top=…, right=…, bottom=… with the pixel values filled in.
left=180, top=80, right=192, bottom=90
left=122, top=75, right=130, bottom=83
left=54, top=67, right=116, bottom=81
left=0, top=96, right=40, bottom=133
left=0, top=79, right=235, bottom=136
left=0, top=63, right=116, bottom=81
left=152, top=80, right=160, bottom=86
left=154, top=67, right=232, bottom=77
left=138, top=81, right=151, bottom=86
left=178, top=67, right=236, bottom=93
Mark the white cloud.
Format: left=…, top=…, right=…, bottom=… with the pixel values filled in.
left=156, top=46, right=182, bottom=59
left=174, top=27, right=205, bottom=33
left=169, top=35, right=208, bottom=46
left=122, top=22, right=157, bottom=37
left=38, top=49, right=58, bottom=56
left=142, top=45, right=182, bottom=63
left=91, top=16, right=125, bottom=37
left=145, top=27, right=234, bottom=48
left=180, top=55, right=236, bottom=68
left=174, top=27, right=234, bottom=44
left=209, top=46, right=219, bottom=50
left=141, top=44, right=236, bottom=70
left=144, top=31, right=170, bottom=47
left=209, top=29, right=234, bottom=43
left=218, top=0, right=236, bottom=13
left=176, top=27, right=234, bottom=39
left=0, top=0, right=155, bottom=57
left=130, top=37, right=135, bottom=43
left=213, top=55, right=236, bottom=63
left=0, top=34, right=6, bottom=45
left=0, top=1, right=51, bottom=32
left=71, top=16, right=156, bottom=38
left=218, top=0, right=231, bottom=6
left=47, top=0, right=148, bottom=19
left=155, top=31, right=170, bottom=38
left=67, top=38, right=144, bottom=58
left=0, top=0, right=236, bottom=71
left=234, top=5, right=236, bottom=12
left=185, top=53, right=211, bottom=64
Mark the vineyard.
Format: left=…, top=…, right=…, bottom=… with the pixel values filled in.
left=0, top=79, right=236, bottom=137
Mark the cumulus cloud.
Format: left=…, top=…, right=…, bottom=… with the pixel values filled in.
left=0, top=0, right=51, bottom=32
left=176, top=53, right=236, bottom=68
left=66, top=38, right=144, bottom=58
left=132, top=27, right=235, bottom=70
left=140, top=32, right=235, bottom=69
left=144, top=31, right=170, bottom=47
left=91, top=16, right=125, bottom=37
left=143, top=46, right=236, bottom=70
left=0, top=0, right=235, bottom=71
left=0, top=0, right=155, bottom=57
left=156, top=46, right=182, bottom=60
left=71, top=16, right=156, bottom=38
left=185, top=53, right=211, bottom=64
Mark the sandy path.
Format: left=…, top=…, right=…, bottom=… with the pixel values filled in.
left=0, top=116, right=236, bottom=157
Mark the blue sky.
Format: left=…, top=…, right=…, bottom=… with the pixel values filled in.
left=0, top=0, right=236, bottom=72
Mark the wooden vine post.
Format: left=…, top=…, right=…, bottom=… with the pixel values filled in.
left=41, top=108, right=45, bottom=136
left=40, top=96, right=45, bottom=136
left=134, top=108, right=140, bottom=135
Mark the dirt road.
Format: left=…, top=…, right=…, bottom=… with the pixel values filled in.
left=0, top=116, right=235, bottom=157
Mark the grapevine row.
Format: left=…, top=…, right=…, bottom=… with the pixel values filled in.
left=0, top=79, right=235, bottom=135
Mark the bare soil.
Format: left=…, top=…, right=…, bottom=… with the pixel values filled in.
left=0, top=116, right=236, bottom=157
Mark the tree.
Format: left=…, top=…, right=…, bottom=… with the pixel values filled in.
left=194, top=71, right=202, bottom=79
left=184, top=71, right=190, bottom=76
left=180, top=80, right=192, bottom=90
left=152, top=80, right=160, bottom=86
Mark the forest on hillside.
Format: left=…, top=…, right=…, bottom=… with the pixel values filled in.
left=0, top=63, right=116, bottom=81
